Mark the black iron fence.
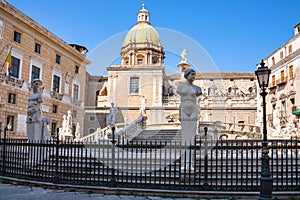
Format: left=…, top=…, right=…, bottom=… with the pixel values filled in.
left=0, top=128, right=299, bottom=191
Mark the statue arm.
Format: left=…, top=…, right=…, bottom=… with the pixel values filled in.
left=196, top=86, right=202, bottom=96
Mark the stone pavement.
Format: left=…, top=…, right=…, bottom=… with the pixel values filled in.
left=0, top=182, right=196, bottom=200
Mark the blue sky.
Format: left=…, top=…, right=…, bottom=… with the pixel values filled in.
left=7, top=0, right=300, bottom=73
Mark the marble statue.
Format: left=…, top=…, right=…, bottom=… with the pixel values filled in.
left=176, top=68, right=202, bottom=170
left=181, top=49, right=187, bottom=62
left=177, top=68, right=202, bottom=122
left=67, top=110, right=73, bottom=130
left=59, top=111, right=73, bottom=141
left=140, top=96, right=147, bottom=116
left=74, top=122, right=81, bottom=142
left=107, top=103, right=116, bottom=127
left=27, top=79, right=44, bottom=141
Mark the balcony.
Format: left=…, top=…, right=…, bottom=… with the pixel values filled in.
left=6, top=75, right=24, bottom=88
left=268, top=81, right=277, bottom=89
left=50, top=91, right=63, bottom=101
left=276, top=77, right=287, bottom=86
left=0, top=72, right=5, bottom=82
left=72, top=98, right=82, bottom=106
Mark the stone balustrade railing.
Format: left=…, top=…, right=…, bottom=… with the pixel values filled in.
left=117, top=116, right=146, bottom=143
left=0, top=73, right=24, bottom=88
left=79, top=126, right=111, bottom=143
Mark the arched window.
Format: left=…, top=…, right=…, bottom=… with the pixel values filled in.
left=207, top=88, right=211, bottom=95
left=228, top=87, right=232, bottom=93
left=248, top=87, right=253, bottom=93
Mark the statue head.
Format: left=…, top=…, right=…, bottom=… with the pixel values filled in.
left=184, top=68, right=196, bottom=79
left=31, top=79, right=43, bottom=92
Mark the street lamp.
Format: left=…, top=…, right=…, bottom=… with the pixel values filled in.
left=255, top=59, right=273, bottom=199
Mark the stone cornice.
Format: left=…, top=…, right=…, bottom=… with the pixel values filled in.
left=107, top=65, right=165, bottom=71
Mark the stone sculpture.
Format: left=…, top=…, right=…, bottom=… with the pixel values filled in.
left=176, top=68, right=202, bottom=170
left=59, top=111, right=73, bottom=141
left=140, top=96, right=147, bottom=116
left=27, top=79, right=47, bottom=141
left=74, top=122, right=81, bottom=142
left=107, top=103, right=116, bottom=127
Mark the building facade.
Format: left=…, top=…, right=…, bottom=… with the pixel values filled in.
left=263, top=23, right=300, bottom=138
left=0, top=1, right=90, bottom=138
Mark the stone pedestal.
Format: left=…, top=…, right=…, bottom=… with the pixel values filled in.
left=27, top=121, right=42, bottom=141
left=180, top=120, right=197, bottom=171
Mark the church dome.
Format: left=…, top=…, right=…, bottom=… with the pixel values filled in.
left=123, top=23, right=161, bottom=47
left=122, top=4, right=162, bottom=47
left=120, top=4, right=164, bottom=66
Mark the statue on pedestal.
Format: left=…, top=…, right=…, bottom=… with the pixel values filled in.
left=27, top=79, right=44, bottom=141
left=74, top=122, right=81, bottom=142
left=59, top=111, right=73, bottom=142
left=176, top=68, right=202, bottom=170
left=107, top=103, right=116, bottom=127
left=140, top=96, right=147, bottom=116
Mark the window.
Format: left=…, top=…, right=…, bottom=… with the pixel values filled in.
left=289, top=65, right=294, bottom=80
left=290, top=98, right=295, bottom=106
left=73, top=110, right=77, bottom=118
left=88, top=128, right=95, bottom=134
left=281, top=101, right=286, bottom=115
left=288, top=45, right=292, bottom=54
left=51, top=122, right=57, bottom=136
left=31, top=65, right=41, bottom=82
left=271, top=57, right=275, bottom=65
left=35, top=43, right=41, bottom=54
left=9, top=56, right=20, bottom=78
left=52, top=75, right=60, bottom=92
left=73, top=84, right=79, bottom=100
left=152, top=57, right=158, bottom=64
left=52, top=105, right=58, bottom=113
left=280, top=51, right=283, bottom=59
left=0, top=19, right=3, bottom=39
left=55, top=54, right=61, bottom=64
left=280, top=70, right=285, bottom=81
left=129, top=77, right=139, bottom=94
left=272, top=75, right=275, bottom=86
left=89, top=116, right=96, bottom=122
left=138, top=59, right=143, bottom=64
left=8, top=93, right=16, bottom=104
left=75, top=65, right=79, bottom=74
left=13, top=31, right=21, bottom=43
left=248, top=87, right=253, bottom=93
left=6, top=115, right=14, bottom=131
left=228, top=87, right=232, bottom=93
left=233, top=88, right=238, bottom=95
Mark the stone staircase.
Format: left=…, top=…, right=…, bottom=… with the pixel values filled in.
left=130, top=129, right=182, bottom=144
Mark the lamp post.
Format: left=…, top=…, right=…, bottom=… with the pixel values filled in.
left=255, top=59, right=273, bottom=199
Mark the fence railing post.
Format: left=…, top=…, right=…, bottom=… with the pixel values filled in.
left=54, top=128, right=60, bottom=183
left=203, top=127, right=208, bottom=189
left=1, top=127, right=8, bottom=176
left=109, top=126, right=116, bottom=186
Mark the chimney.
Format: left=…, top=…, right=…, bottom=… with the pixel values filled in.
left=294, top=23, right=300, bottom=36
